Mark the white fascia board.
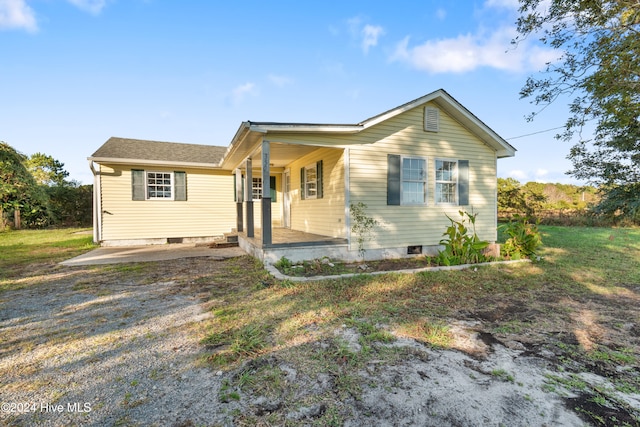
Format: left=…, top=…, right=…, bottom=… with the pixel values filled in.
left=248, top=123, right=362, bottom=134
left=87, top=157, right=222, bottom=169
left=360, top=90, right=443, bottom=128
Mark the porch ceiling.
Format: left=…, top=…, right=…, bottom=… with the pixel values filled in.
left=228, top=138, right=326, bottom=169
left=255, top=142, right=323, bottom=168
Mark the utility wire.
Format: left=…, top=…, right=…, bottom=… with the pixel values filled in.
left=506, top=126, right=566, bottom=140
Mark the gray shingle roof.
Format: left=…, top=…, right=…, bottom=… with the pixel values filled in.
left=90, top=137, right=227, bottom=166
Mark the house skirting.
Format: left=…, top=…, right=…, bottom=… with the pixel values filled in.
left=239, top=233, right=501, bottom=265
left=100, top=235, right=223, bottom=247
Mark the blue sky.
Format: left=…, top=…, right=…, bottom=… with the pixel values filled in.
left=1, top=0, right=586, bottom=185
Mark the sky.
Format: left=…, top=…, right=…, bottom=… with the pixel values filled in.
left=1, top=0, right=589, bottom=186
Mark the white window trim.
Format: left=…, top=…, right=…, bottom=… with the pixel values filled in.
left=435, top=158, right=458, bottom=205
left=146, top=171, right=174, bottom=200
left=252, top=177, right=262, bottom=201
left=304, top=163, right=318, bottom=200
left=400, top=155, right=428, bottom=206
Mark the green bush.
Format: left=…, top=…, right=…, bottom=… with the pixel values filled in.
left=274, top=256, right=293, bottom=273
left=499, top=214, right=542, bottom=259
left=436, top=211, right=490, bottom=266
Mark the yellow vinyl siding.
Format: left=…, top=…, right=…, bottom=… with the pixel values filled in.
left=348, top=103, right=498, bottom=249
left=99, top=165, right=236, bottom=241
left=267, top=102, right=498, bottom=249
left=285, top=147, right=345, bottom=238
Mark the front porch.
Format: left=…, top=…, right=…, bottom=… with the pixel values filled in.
left=238, top=227, right=349, bottom=264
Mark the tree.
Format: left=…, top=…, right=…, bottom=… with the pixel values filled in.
left=515, top=0, right=640, bottom=220
left=26, top=153, right=69, bottom=186
left=497, top=178, right=547, bottom=217
left=0, top=142, right=48, bottom=228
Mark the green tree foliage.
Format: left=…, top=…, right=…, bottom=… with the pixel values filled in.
left=515, top=0, right=640, bottom=221
left=0, top=142, right=48, bottom=228
left=497, top=178, right=548, bottom=216
left=1, top=142, right=92, bottom=229
left=26, top=152, right=69, bottom=186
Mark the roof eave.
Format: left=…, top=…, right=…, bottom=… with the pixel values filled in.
left=248, top=122, right=362, bottom=134
left=87, top=157, right=223, bottom=170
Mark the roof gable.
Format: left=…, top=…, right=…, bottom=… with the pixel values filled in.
left=228, top=89, right=515, bottom=162
left=89, top=137, right=227, bottom=168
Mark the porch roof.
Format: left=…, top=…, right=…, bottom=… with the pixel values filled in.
left=220, top=88, right=516, bottom=170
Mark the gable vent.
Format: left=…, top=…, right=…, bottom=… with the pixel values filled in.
left=424, top=107, right=439, bottom=132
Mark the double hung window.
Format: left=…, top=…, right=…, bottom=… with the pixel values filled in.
left=132, top=170, right=186, bottom=201
left=147, top=172, right=173, bottom=199
left=435, top=160, right=458, bottom=204
left=402, top=157, right=427, bottom=204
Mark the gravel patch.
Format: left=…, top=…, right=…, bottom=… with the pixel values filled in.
left=0, top=262, right=239, bottom=426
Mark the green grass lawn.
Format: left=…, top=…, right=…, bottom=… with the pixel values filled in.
left=198, top=225, right=640, bottom=366
left=0, top=228, right=96, bottom=280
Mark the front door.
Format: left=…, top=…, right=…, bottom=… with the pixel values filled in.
left=283, top=171, right=291, bottom=228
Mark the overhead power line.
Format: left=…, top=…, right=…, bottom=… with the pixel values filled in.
left=506, top=126, right=566, bottom=140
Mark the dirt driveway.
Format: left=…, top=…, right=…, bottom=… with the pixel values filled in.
left=1, top=255, right=639, bottom=426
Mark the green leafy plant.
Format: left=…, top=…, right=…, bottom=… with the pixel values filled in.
left=499, top=214, right=542, bottom=260
left=274, top=256, right=293, bottom=274
left=436, top=210, right=490, bottom=266
left=350, top=202, right=379, bottom=260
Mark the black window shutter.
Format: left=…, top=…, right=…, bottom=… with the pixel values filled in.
left=174, top=171, right=187, bottom=201
left=387, top=154, right=401, bottom=205
left=270, top=176, right=276, bottom=202
left=458, top=160, right=469, bottom=205
left=300, top=167, right=305, bottom=200
left=132, top=169, right=145, bottom=201
left=316, top=160, right=323, bottom=199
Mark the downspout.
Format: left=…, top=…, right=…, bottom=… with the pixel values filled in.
left=89, top=160, right=102, bottom=244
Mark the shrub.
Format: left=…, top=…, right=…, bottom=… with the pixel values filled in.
left=499, top=214, right=542, bottom=259
left=274, top=256, right=293, bottom=274
left=436, top=211, right=490, bottom=266
left=350, top=202, right=379, bottom=260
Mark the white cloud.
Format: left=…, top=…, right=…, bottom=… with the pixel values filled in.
left=361, top=24, right=384, bottom=54
left=536, top=168, right=549, bottom=177
left=347, top=16, right=385, bottom=54
left=268, top=74, right=293, bottom=88
left=66, top=0, right=108, bottom=15
left=391, top=24, right=555, bottom=74
left=0, top=0, right=38, bottom=32
left=230, top=82, right=258, bottom=105
left=435, top=7, right=447, bottom=21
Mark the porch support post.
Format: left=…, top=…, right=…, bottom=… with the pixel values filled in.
left=261, top=139, right=272, bottom=246
left=245, top=158, right=254, bottom=238
left=235, top=168, right=243, bottom=233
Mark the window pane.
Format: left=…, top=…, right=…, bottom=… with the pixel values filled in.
left=436, top=182, right=456, bottom=204
left=146, top=172, right=172, bottom=199
left=401, top=157, right=426, bottom=204
left=305, top=165, right=317, bottom=198
left=402, top=181, right=425, bottom=204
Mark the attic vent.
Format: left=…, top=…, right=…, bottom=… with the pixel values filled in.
left=424, top=107, right=439, bottom=132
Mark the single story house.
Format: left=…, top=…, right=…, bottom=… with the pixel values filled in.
left=89, top=89, right=516, bottom=263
